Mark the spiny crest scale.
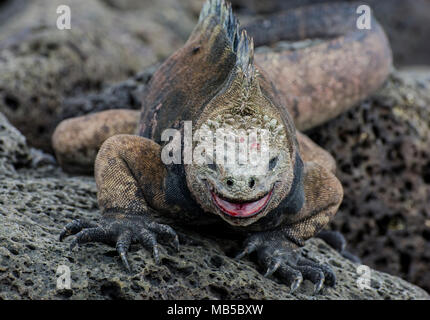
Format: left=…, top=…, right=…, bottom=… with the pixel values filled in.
left=198, top=0, right=255, bottom=83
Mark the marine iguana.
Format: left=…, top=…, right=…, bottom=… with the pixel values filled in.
left=55, top=0, right=392, bottom=293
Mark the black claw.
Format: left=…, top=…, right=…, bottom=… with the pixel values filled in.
left=294, top=265, right=325, bottom=294
left=119, top=252, right=131, bottom=272
left=234, top=251, right=246, bottom=260
left=263, top=258, right=282, bottom=277
left=154, top=246, right=160, bottom=264
left=173, top=235, right=180, bottom=252
left=290, top=276, right=303, bottom=293
left=116, top=231, right=132, bottom=272
left=235, top=242, right=257, bottom=260
left=313, top=277, right=325, bottom=294
left=138, top=229, right=160, bottom=264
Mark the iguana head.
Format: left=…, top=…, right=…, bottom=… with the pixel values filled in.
left=185, top=0, right=299, bottom=227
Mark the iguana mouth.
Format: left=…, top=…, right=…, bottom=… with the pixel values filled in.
left=211, top=190, right=273, bottom=218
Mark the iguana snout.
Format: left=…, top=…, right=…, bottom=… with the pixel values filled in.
left=206, top=167, right=275, bottom=218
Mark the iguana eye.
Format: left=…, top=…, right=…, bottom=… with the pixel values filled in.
left=269, top=156, right=278, bottom=171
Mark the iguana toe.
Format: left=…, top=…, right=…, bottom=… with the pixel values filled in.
left=69, top=227, right=107, bottom=251
left=147, top=222, right=180, bottom=252
left=59, top=218, right=99, bottom=242
left=116, top=230, right=132, bottom=272
left=277, top=263, right=303, bottom=293
left=296, top=256, right=336, bottom=288
left=278, top=255, right=335, bottom=294
left=138, top=228, right=161, bottom=265
left=263, top=256, right=283, bottom=277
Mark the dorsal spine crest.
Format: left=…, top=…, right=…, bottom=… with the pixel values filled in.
left=198, top=0, right=255, bottom=84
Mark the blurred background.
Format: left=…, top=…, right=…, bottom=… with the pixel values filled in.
left=0, top=0, right=429, bottom=292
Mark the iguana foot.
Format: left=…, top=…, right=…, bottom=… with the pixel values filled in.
left=316, top=230, right=361, bottom=263
left=59, top=216, right=179, bottom=272
left=236, top=233, right=335, bottom=294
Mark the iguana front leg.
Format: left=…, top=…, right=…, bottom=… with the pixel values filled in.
left=59, top=134, right=179, bottom=271
left=236, top=161, right=343, bottom=293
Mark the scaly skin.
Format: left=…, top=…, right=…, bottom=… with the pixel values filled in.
left=55, top=0, right=392, bottom=293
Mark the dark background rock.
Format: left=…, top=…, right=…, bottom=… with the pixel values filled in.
left=58, top=65, right=159, bottom=121
left=0, top=112, right=31, bottom=175
left=307, top=70, right=430, bottom=293
left=233, top=0, right=430, bottom=67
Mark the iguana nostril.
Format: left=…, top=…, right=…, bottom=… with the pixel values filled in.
left=249, top=178, right=255, bottom=189
left=226, top=179, right=234, bottom=187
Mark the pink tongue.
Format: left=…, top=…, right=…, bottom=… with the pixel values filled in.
left=213, top=192, right=271, bottom=217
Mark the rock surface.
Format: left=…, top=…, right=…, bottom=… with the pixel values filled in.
left=0, top=112, right=428, bottom=300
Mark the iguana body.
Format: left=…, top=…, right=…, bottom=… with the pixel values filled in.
left=55, top=0, right=391, bottom=292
